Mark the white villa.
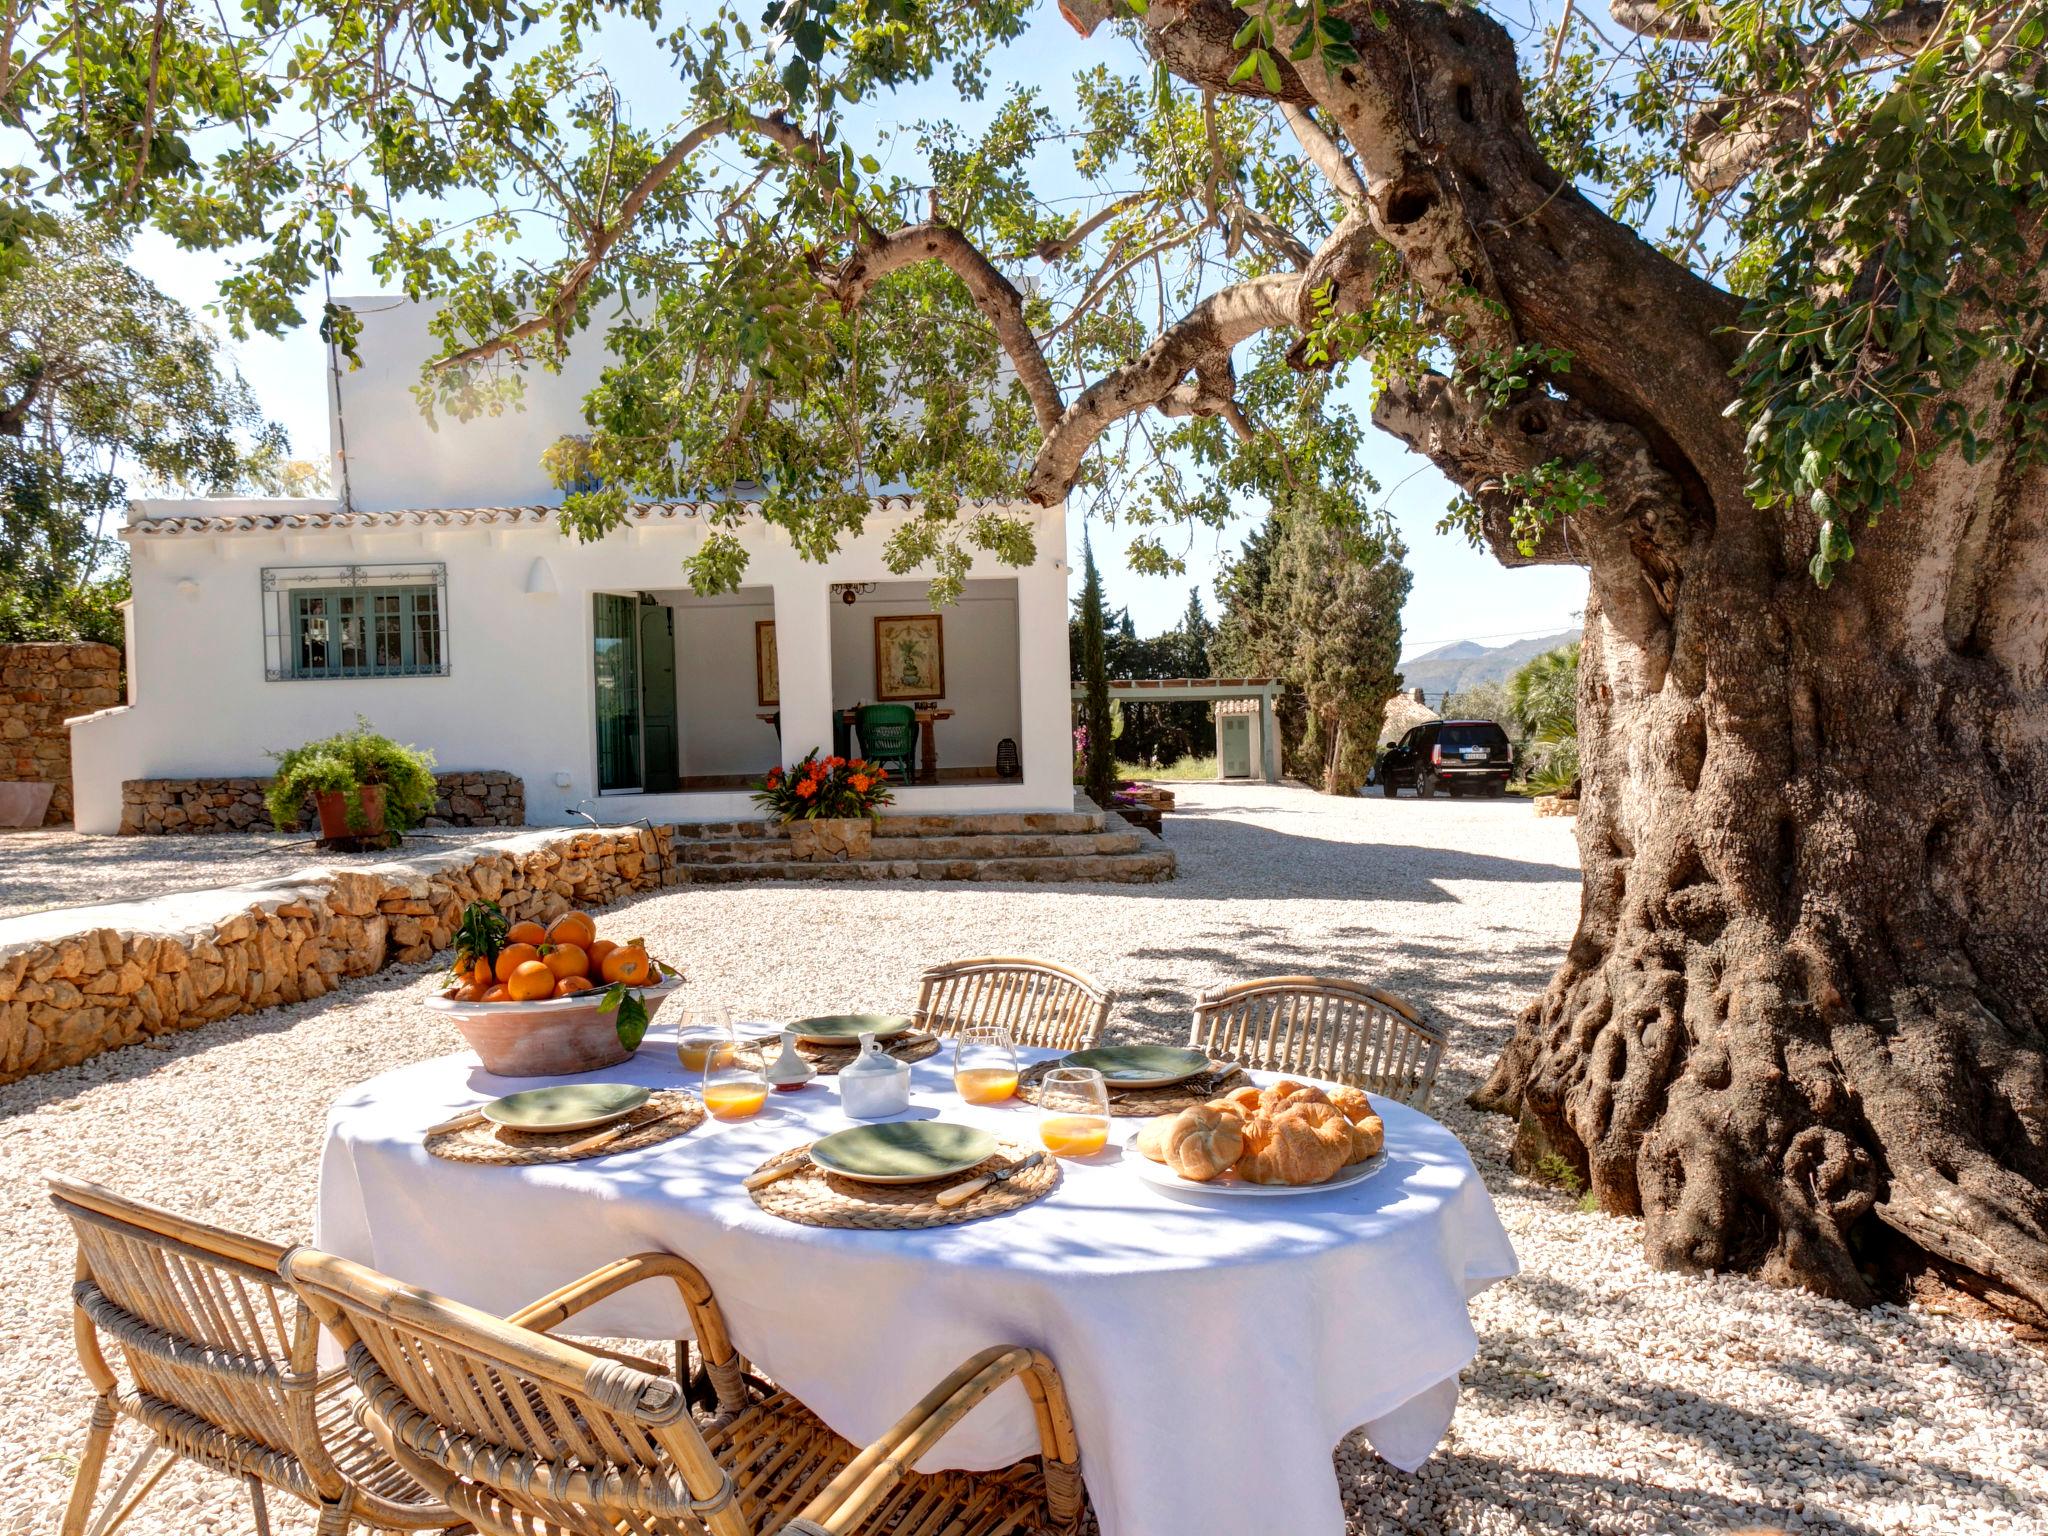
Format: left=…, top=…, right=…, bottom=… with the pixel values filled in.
left=68, top=300, right=1075, bottom=833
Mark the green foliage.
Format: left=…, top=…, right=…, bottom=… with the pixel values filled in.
left=1077, top=532, right=1116, bottom=810
left=1731, top=13, right=2048, bottom=586
left=1214, top=506, right=1409, bottom=794
left=0, top=218, right=287, bottom=644
left=265, top=719, right=439, bottom=835
left=1534, top=1151, right=1586, bottom=1198
left=1508, top=643, right=1582, bottom=795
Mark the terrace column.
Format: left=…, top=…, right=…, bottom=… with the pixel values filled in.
left=771, top=571, right=834, bottom=771
left=1258, top=690, right=1279, bottom=783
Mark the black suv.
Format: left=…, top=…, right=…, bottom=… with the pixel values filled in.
left=1374, top=720, right=1514, bottom=797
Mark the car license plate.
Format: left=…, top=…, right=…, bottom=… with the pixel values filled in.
left=1462, top=747, right=1488, bottom=759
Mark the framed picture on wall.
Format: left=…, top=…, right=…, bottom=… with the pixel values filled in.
left=755, top=620, right=780, bottom=706
left=873, top=614, right=945, bottom=701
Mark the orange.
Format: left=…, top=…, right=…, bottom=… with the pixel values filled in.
left=455, top=981, right=489, bottom=1004
left=586, top=939, right=618, bottom=971
left=482, top=983, right=512, bottom=1002
left=457, top=956, right=493, bottom=988
left=506, top=960, right=556, bottom=1002
left=493, top=942, right=541, bottom=983
left=600, top=946, right=654, bottom=986
left=553, top=975, right=594, bottom=998
left=547, top=911, right=597, bottom=949
left=506, top=920, right=547, bottom=946
left=543, top=944, right=589, bottom=982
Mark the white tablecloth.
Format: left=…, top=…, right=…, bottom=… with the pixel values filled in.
left=316, top=1034, right=1517, bottom=1536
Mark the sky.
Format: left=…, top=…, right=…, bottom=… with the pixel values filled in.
left=124, top=0, right=1588, bottom=662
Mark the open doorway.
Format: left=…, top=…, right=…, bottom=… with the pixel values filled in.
left=592, top=588, right=777, bottom=794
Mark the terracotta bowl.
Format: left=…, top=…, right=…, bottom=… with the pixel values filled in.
left=425, top=974, right=685, bottom=1078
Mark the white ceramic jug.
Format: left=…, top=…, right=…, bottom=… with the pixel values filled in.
left=838, top=1032, right=911, bottom=1119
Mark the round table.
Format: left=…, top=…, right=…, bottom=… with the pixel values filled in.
left=316, top=1033, right=1517, bottom=1536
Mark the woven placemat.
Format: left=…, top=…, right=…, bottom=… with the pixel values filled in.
left=426, top=1090, right=704, bottom=1166
left=739, top=1031, right=942, bottom=1077
left=1014, top=1058, right=1251, bottom=1117
left=748, top=1136, right=1060, bottom=1230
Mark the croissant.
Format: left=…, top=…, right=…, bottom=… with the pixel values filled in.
left=1346, top=1112, right=1385, bottom=1163
left=1236, top=1100, right=1354, bottom=1185
left=1264, top=1080, right=1331, bottom=1112
left=1328, top=1085, right=1375, bottom=1124
left=1161, top=1104, right=1245, bottom=1182
left=1215, top=1085, right=1264, bottom=1117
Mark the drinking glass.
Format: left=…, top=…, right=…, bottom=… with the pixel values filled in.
left=1037, top=1067, right=1110, bottom=1158
left=677, top=1004, right=734, bottom=1075
left=701, top=1018, right=769, bottom=1122
left=952, top=1023, right=1019, bottom=1105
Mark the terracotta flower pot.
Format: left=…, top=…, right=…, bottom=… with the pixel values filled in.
left=314, top=784, right=387, bottom=841
left=787, top=816, right=873, bottom=862
left=426, top=975, right=685, bottom=1077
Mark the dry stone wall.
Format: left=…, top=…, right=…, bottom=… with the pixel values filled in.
left=0, top=823, right=674, bottom=1083
left=120, top=770, right=525, bottom=833
left=0, top=641, right=124, bottom=825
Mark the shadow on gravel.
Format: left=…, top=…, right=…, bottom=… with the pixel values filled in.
left=1342, top=1448, right=1889, bottom=1536
left=1148, top=817, right=1580, bottom=901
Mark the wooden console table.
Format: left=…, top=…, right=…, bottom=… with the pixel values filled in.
left=756, top=709, right=955, bottom=784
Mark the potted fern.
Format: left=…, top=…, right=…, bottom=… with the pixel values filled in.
left=267, top=718, right=437, bottom=845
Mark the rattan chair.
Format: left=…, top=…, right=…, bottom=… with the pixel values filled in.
left=283, top=1246, right=1086, bottom=1536
left=47, top=1176, right=460, bottom=1536
left=913, top=957, right=1114, bottom=1052
left=1188, top=976, right=1446, bottom=1107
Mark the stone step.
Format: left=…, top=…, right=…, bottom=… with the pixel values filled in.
left=664, top=809, right=1107, bottom=842
left=866, top=830, right=1143, bottom=860
left=677, top=850, right=1175, bottom=885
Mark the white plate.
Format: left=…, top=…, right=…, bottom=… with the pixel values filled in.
left=1120, top=1138, right=1389, bottom=1198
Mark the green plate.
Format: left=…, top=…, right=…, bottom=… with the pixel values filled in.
left=1060, top=1045, right=1213, bottom=1088
left=807, top=1122, right=998, bottom=1185
left=792, top=1013, right=915, bottom=1046
left=482, top=1082, right=650, bottom=1133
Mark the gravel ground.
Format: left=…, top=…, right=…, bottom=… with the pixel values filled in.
left=2, top=783, right=2041, bottom=1536
left=0, top=827, right=512, bottom=920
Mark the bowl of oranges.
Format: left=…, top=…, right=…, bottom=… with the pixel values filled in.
left=427, top=904, right=683, bottom=1077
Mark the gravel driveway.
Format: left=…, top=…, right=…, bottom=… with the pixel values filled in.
left=1, top=783, right=2039, bottom=1535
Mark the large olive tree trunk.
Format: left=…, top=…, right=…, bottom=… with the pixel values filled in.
left=1041, top=0, right=2048, bottom=1311
left=1238, top=0, right=2048, bottom=1312
left=1472, top=443, right=2048, bottom=1314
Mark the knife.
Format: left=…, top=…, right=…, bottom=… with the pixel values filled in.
left=744, top=1152, right=812, bottom=1191
left=563, top=1102, right=686, bottom=1156
left=936, top=1151, right=1045, bottom=1209
left=424, top=1107, right=488, bottom=1138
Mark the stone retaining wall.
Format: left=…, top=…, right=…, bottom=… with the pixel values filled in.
left=119, top=770, right=525, bottom=834
left=1, top=641, right=124, bottom=825
left=0, top=823, right=674, bottom=1083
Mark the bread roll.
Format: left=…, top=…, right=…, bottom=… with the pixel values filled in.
left=1236, top=1100, right=1353, bottom=1185
left=1162, top=1104, right=1245, bottom=1182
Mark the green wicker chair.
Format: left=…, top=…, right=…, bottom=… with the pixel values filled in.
left=854, top=704, right=917, bottom=781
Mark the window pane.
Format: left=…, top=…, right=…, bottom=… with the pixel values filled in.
left=412, top=589, right=441, bottom=669
left=593, top=594, right=641, bottom=792
left=298, top=595, right=329, bottom=674
left=373, top=593, right=402, bottom=668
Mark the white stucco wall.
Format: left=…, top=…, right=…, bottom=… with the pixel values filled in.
left=328, top=296, right=609, bottom=511
left=69, top=299, right=1072, bottom=832
left=72, top=507, right=1072, bottom=831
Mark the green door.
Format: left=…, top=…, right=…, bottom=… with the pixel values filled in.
left=639, top=602, right=679, bottom=793
left=593, top=594, right=641, bottom=792
left=1221, top=714, right=1252, bottom=778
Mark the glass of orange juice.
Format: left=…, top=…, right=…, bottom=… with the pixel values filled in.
left=677, top=1005, right=734, bottom=1074
left=952, top=1023, right=1019, bottom=1105
left=701, top=1020, right=769, bottom=1122
left=1038, top=1067, right=1110, bottom=1158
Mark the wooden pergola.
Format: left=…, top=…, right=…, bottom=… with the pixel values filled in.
left=1069, top=676, right=1282, bottom=782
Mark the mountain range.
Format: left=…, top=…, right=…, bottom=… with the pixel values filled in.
left=1397, top=629, right=1582, bottom=699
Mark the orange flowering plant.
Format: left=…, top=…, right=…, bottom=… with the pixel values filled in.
left=752, top=749, right=895, bottom=822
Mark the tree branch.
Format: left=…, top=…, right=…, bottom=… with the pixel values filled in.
left=835, top=222, right=1064, bottom=435
left=1280, top=104, right=1366, bottom=205
left=1026, top=272, right=1301, bottom=504
left=431, top=111, right=821, bottom=373
left=1033, top=191, right=1155, bottom=261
